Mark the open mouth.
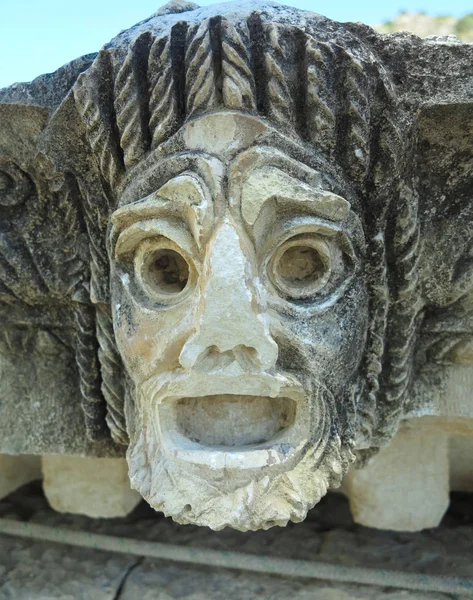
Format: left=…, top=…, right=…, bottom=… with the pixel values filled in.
left=153, top=372, right=310, bottom=469
left=174, top=394, right=297, bottom=447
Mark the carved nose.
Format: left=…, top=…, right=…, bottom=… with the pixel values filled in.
left=179, top=222, right=278, bottom=371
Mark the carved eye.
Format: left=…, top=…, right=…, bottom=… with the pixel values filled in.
left=144, top=248, right=189, bottom=293
left=135, top=239, right=195, bottom=304
left=269, top=235, right=332, bottom=300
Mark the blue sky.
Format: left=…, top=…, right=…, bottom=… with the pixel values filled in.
left=1, top=0, right=471, bottom=89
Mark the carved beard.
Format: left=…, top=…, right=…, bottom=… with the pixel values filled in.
left=126, top=373, right=356, bottom=531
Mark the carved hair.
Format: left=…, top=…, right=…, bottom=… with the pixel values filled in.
left=72, top=13, right=419, bottom=449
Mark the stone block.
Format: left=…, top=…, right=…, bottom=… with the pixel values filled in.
left=344, top=424, right=450, bottom=531
left=42, top=456, right=141, bottom=518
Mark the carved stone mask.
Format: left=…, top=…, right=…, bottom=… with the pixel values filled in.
left=107, top=111, right=368, bottom=529
left=2, top=1, right=473, bottom=535
left=30, top=2, right=451, bottom=531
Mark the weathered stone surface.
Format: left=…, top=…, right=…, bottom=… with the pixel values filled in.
left=1, top=0, right=473, bottom=530
left=0, top=54, right=96, bottom=110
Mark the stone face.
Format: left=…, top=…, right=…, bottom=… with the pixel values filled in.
left=0, top=0, right=473, bottom=530
left=112, top=110, right=365, bottom=529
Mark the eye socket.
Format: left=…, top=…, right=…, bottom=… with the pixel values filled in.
left=269, top=235, right=332, bottom=300
left=135, top=238, right=195, bottom=304
left=143, top=248, right=189, bottom=295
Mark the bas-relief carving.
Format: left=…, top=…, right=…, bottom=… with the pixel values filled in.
left=111, top=113, right=366, bottom=528
left=1, top=0, right=473, bottom=530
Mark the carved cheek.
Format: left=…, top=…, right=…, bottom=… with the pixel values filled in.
left=112, top=270, right=199, bottom=382
left=275, top=277, right=368, bottom=386
left=306, top=280, right=369, bottom=382
left=128, top=311, right=194, bottom=379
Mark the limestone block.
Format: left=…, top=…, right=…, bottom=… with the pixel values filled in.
left=0, top=455, right=41, bottom=499
left=42, top=456, right=141, bottom=518
left=344, top=424, right=450, bottom=531
left=340, top=409, right=473, bottom=531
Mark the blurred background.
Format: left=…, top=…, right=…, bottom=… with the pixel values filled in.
left=1, top=0, right=472, bottom=89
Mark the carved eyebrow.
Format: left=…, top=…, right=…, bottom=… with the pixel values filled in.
left=109, top=173, right=213, bottom=254
left=111, top=173, right=209, bottom=231
left=114, top=219, right=197, bottom=260
left=239, top=166, right=350, bottom=227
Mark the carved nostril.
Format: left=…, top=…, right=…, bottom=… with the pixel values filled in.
left=193, top=345, right=236, bottom=372
left=232, top=345, right=261, bottom=371
left=181, top=343, right=263, bottom=373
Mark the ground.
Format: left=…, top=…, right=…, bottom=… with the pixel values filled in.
left=0, top=483, right=472, bottom=599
